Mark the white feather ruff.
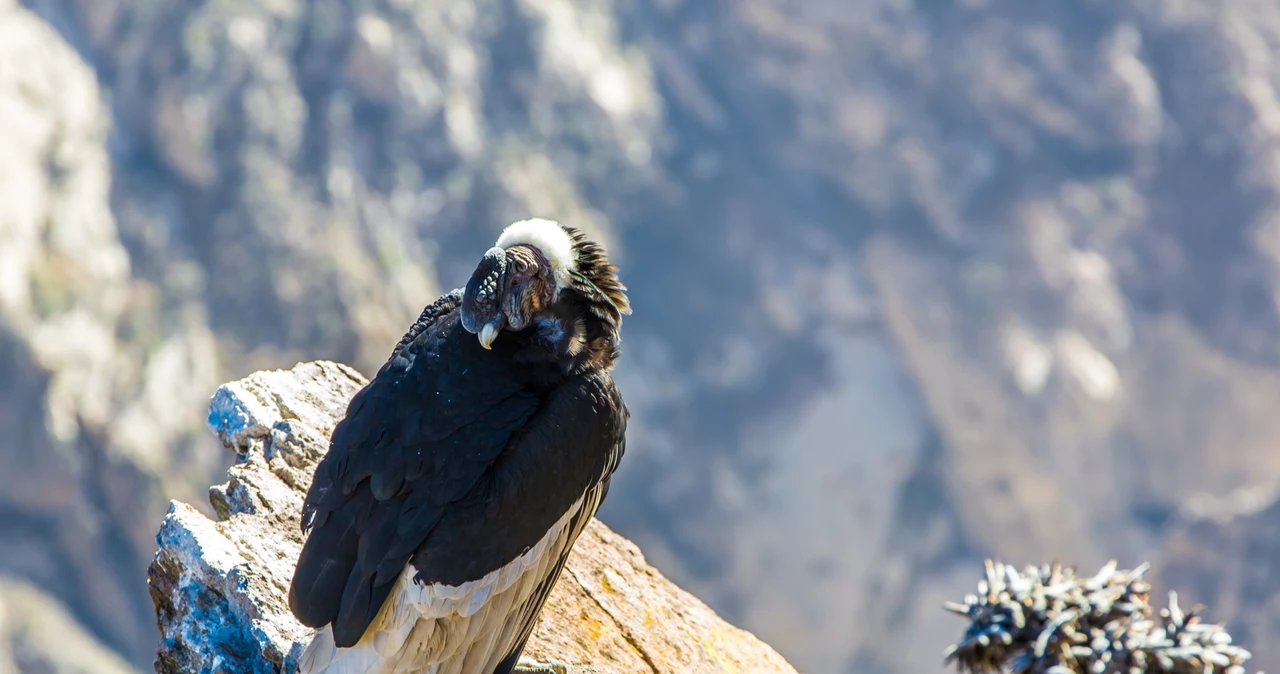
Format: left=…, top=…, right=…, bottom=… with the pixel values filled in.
left=296, top=494, right=589, bottom=674
left=494, top=218, right=576, bottom=289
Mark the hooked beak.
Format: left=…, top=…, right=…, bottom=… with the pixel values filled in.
left=478, top=320, right=502, bottom=350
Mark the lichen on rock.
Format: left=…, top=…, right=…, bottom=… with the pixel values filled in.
left=147, top=360, right=798, bottom=674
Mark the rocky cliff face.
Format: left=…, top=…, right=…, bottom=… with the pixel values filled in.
left=4, top=0, right=1280, bottom=672
left=0, top=0, right=213, bottom=666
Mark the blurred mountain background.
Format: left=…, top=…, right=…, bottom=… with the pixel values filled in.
left=2, top=0, right=1279, bottom=672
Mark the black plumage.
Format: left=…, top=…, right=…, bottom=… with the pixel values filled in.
left=288, top=220, right=630, bottom=673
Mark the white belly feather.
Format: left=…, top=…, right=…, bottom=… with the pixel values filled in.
left=296, top=493, right=591, bottom=674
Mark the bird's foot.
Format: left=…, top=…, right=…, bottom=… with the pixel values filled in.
left=513, top=660, right=575, bottom=674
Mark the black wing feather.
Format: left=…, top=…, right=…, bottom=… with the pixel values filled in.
left=287, top=503, right=362, bottom=628
left=409, top=371, right=626, bottom=587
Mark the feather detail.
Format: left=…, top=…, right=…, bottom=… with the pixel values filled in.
left=297, top=494, right=592, bottom=674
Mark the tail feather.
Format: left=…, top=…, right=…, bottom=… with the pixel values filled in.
left=297, top=626, right=387, bottom=674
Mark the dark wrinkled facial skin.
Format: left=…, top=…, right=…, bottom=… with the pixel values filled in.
left=460, top=245, right=556, bottom=349
left=501, top=245, right=556, bottom=329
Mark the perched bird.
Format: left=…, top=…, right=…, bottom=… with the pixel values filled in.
left=288, top=219, right=631, bottom=674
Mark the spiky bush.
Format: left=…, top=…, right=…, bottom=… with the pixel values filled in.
left=943, top=560, right=1254, bottom=674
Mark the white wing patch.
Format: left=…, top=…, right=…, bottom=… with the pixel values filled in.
left=297, top=494, right=588, bottom=674
left=495, top=218, right=576, bottom=290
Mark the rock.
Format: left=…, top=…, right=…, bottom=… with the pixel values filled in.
left=148, top=361, right=798, bottom=674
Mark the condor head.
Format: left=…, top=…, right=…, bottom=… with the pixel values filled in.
left=459, top=242, right=558, bottom=350
left=460, top=218, right=629, bottom=366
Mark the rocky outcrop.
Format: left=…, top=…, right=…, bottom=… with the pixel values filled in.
left=148, top=361, right=798, bottom=674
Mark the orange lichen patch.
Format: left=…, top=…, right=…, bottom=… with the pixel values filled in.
left=581, top=613, right=604, bottom=642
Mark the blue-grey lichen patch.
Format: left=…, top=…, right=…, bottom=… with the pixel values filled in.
left=151, top=501, right=308, bottom=674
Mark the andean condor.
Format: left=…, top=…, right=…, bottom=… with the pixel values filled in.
left=288, top=219, right=631, bottom=674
